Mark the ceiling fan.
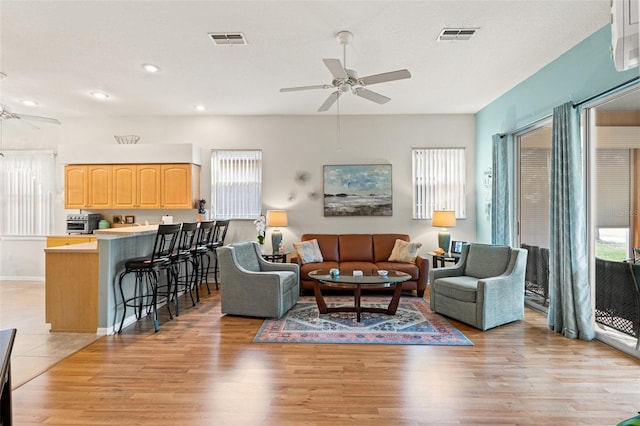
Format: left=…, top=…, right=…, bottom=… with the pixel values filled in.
left=280, top=31, right=411, bottom=112
left=0, top=105, right=61, bottom=128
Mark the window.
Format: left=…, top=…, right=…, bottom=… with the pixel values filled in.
left=211, top=150, right=262, bottom=219
left=0, top=150, right=55, bottom=236
left=412, top=148, right=466, bottom=219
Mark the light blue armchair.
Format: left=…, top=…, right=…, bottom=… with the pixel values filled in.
left=217, top=241, right=299, bottom=318
left=429, top=243, right=527, bottom=331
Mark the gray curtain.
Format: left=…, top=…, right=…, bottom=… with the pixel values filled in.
left=547, top=102, right=594, bottom=340
left=491, top=133, right=513, bottom=245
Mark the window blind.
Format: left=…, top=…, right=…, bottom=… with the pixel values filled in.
left=519, top=147, right=551, bottom=248
left=0, top=150, right=55, bottom=236
left=412, top=148, right=466, bottom=219
left=211, top=150, right=262, bottom=220
left=595, top=149, right=630, bottom=228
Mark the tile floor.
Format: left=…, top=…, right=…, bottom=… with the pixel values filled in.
left=0, top=280, right=101, bottom=389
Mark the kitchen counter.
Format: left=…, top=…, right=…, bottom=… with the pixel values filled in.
left=93, top=224, right=159, bottom=237
left=44, top=241, right=98, bottom=253
left=44, top=226, right=161, bottom=334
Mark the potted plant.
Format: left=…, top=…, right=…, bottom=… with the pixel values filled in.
left=254, top=215, right=266, bottom=252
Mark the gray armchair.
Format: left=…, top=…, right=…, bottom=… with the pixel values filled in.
left=429, top=243, right=527, bottom=331
left=217, top=241, right=299, bottom=318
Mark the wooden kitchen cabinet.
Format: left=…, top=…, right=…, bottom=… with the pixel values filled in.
left=137, top=164, right=162, bottom=208
left=87, top=165, right=112, bottom=208
left=112, top=164, right=137, bottom=208
left=161, top=164, right=199, bottom=209
left=65, top=165, right=88, bottom=208
left=65, top=165, right=112, bottom=209
left=112, top=164, right=161, bottom=208
left=45, top=242, right=99, bottom=332
left=65, top=163, right=199, bottom=209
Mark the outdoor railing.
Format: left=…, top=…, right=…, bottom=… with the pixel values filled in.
left=595, top=257, right=640, bottom=349
left=521, top=244, right=549, bottom=306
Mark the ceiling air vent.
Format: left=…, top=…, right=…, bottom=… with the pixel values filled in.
left=208, top=32, right=247, bottom=45
left=437, top=28, right=477, bottom=41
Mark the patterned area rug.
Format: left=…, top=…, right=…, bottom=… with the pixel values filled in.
left=254, top=296, right=473, bottom=345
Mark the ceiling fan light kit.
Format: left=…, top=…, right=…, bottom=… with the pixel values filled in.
left=280, top=30, right=411, bottom=112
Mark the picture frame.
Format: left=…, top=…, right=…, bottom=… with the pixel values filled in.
left=112, top=215, right=123, bottom=224
left=323, top=164, right=392, bottom=216
left=124, top=215, right=135, bottom=224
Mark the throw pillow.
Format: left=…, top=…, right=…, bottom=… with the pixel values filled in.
left=388, top=239, right=422, bottom=264
left=293, top=239, right=324, bottom=264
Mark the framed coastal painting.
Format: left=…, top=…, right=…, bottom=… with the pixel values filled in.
left=323, top=164, right=392, bottom=216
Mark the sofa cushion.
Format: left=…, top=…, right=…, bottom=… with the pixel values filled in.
left=293, top=239, right=323, bottom=264
left=465, top=244, right=511, bottom=278
left=375, top=261, right=419, bottom=280
left=373, top=234, right=410, bottom=262
left=302, top=234, right=339, bottom=262
left=338, top=261, right=377, bottom=275
left=433, top=276, right=479, bottom=303
left=339, top=234, right=373, bottom=262
left=300, top=261, right=340, bottom=280
left=388, top=239, right=422, bottom=264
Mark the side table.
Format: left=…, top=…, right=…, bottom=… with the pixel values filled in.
left=428, top=252, right=460, bottom=268
left=262, top=252, right=289, bottom=263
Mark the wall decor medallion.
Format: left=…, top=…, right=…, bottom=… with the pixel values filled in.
left=323, top=164, right=392, bottom=216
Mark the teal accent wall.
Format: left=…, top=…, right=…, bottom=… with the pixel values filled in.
left=475, top=25, right=639, bottom=243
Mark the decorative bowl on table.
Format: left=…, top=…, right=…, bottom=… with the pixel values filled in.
left=377, top=270, right=388, bottom=277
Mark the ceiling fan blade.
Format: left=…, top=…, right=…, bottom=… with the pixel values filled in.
left=15, top=113, right=61, bottom=125
left=318, top=91, right=339, bottom=112
left=359, top=69, right=411, bottom=86
left=280, top=84, right=332, bottom=93
left=354, top=88, right=391, bottom=105
left=322, top=59, right=348, bottom=80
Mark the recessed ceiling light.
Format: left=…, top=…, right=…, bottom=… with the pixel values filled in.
left=142, top=63, right=160, bottom=73
left=195, top=105, right=206, bottom=111
left=22, top=100, right=38, bottom=106
left=90, top=91, right=110, bottom=100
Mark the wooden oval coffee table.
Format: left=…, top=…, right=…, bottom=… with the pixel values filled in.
left=308, top=269, right=411, bottom=322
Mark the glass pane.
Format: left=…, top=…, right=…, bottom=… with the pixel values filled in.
left=519, top=125, right=551, bottom=249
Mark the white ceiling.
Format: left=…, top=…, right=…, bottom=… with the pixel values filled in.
left=0, top=0, right=612, bottom=120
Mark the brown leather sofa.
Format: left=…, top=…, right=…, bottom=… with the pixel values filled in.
left=291, top=234, right=429, bottom=297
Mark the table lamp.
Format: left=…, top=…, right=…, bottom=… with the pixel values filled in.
left=432, top=210, right=456, bottom=253
left=266, top=209, right=288, bottom=253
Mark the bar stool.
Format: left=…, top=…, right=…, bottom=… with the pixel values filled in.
left=170, top=222, right=198, bottom=316
left=117, top=223, right=181, bottom=333
left=191, top=220, right=215, bottom=302
left=206, top=219, right=230, bottom=291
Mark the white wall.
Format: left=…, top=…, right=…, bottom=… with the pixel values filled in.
left=0, top=114, right=476, bottom=279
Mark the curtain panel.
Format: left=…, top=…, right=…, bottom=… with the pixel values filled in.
left=491, top=134, right=513, bottom=245
left=547, top=102, right=594, bottom=340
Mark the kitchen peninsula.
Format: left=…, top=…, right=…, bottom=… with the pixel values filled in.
left=44, top=225, right=160, bottom=334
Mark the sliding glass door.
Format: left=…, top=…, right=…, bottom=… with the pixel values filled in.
left=516, top=121, right=551, bottom=308
left=584, top=84, right=640, bottom=352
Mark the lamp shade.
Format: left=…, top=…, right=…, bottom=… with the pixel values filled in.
left=266, top=210, right=288, bottom=227
left=432, top=210, right=456, bottom=228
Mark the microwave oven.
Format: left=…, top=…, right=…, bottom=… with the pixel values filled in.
left=66, top=214, right=102, bottom=234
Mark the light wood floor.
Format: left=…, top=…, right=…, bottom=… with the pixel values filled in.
left=11, top=284, right=640, bottom=425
